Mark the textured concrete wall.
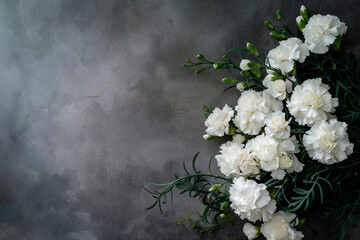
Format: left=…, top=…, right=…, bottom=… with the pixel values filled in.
left=0, top=1, right=359, bottom=239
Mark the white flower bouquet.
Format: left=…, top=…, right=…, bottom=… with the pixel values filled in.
left=146, top=6, right=359, bottom=240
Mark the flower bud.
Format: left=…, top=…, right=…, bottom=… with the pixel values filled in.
left=220, top=201, right=230, bottom=210
left=240, top=59, right=252, bottom=70
left=270, top=31, right=286, bottom=39
left=213, top=61, right=225, bottom=69
left=300, top=5, right=309, bottom=22
left=209, top=184, right=221, bottom=192
left=246, top=43, right=260, bottom=57
left=236, top=82, right=245, bottom=92
left=240, top=70, right=250, bottom=76
left=276, top=10, right=282, bottom=21
left=195, top=68, right=205, bottom=74
left=219, top=193, right=229, bottom=197
left=223, top=54, right=229, bottom=60
left=220, top=213, right=230, bottom=219
left=222, top=77, right=238, bottom=84
left=228, top=126, right=237, bottom=135
left=203, top=134, right=218, bottom=140
left=196, top=54, right=205, bottom=61
left=296, top=16, right=306, bottom=31
left=243, top=223, right=260, bottom=240
left=264, top=20, right=275, bottom=30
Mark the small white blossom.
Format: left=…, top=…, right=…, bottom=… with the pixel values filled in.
left=302, top=14, right=347, bottom=54
left=264, top=111, right=291, bottom=139
left=263, top=78, right=292, bottom=100
left=261, top=211, right=304, bottom=240
left=303, top=119, right=354, bottom=164
left=237, top=82, right=245, bottom=92
left=267, top=38, right=309, bottom=74
left=243, top=223, right=259, bottom=240
left=240, top=59, right=252, bottom=70
left=296, top=16, right=304, bottom=25
left=287, top=78, right=338, bottom=126
left=229, top=177, right=276, bottom=222
left=204, top=104, right=234, bottom=136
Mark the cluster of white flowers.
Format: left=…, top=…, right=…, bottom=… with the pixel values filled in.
left=243, top=211, right=304, bottom=240
left=201, top=5, right=354, bottom=240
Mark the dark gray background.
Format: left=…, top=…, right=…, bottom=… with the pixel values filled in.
left=0, top=1, right=359, bottom=239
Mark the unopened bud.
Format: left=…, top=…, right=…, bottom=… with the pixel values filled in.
left=195, top=68, right=205, bottom=74
left=246, top=43, right=260, bottom=57
left=270, top=31, right=286, bottom=39
left=276, top=10, right=282, bottom=21
left=222, top=77, right=238, bottom=84
left=240, top=70, right=250, bottom=76
left=264, top=20, right=275, bottom=30
left=300, top=5, right=309, bottom=22
left=228, top=126, right=237, bottom=135
left=296, top=16, right=306, bottom=31
left=213, top=61, right=225, bottom=69
left=236, top=82, right=245, bottom=92
left=209, top=184, right=221, bottom=192
left=240, top=59, right=252, bottom=71
left=220, top=213, right=230, bottom=219
left=203, top=134, right=218, bottom=140
left=220, top=201, right=230, bottom=210
left=196, top=54, right=205, bottom=61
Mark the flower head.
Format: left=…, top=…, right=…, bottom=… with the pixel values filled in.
left=287, top=78, right=338, bottom=126
left=303, top=119, right=354, bottom=164
left=229, top=177, right=276, bottom=222
left=216, top=136, right=260, bottom=178
left=246, top=134, right=303, bottom=179
left=243, top=223, right=260, bottom=240
left=267, top=38, right=309, bottom=74
left=263, top=77, right=292, bottom=100
left=234, top=90, right=280, bottom=135
left=264, top=111, right=291, bottom=139
left=204, top=104, right=234, bottom=136
left=302, top=14, right=347, bottom=54
left=260, top=211, right=304, bottom=240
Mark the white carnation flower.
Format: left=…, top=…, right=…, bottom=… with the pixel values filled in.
left=234, top=90, right=280, bottom=135
left=204, top=104, right=234, bottom=136
left=264, top=111, right=291, bottom=139
left=303, top=119, right=354, bottom=164
left=243, top=223, right=259, bottom=240
left=216, top=136, right=260, bottom=178
left=247, top=134, right=279, bottom=172
left=267, top=38, right=309, bottom=74
left=229, top=177, right=276, bottom=222
left=246, top=134, right=303, bottom=179
left=303, top=14, right=347, bottom=54
left=287, top=78, right=338, bottom=126
left=261, top=211, right=304, bottom=240
left=263, top=78, right=292, bottom=100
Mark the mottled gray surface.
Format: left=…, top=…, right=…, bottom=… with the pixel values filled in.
left=0, top=1, right=360, bottom=240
